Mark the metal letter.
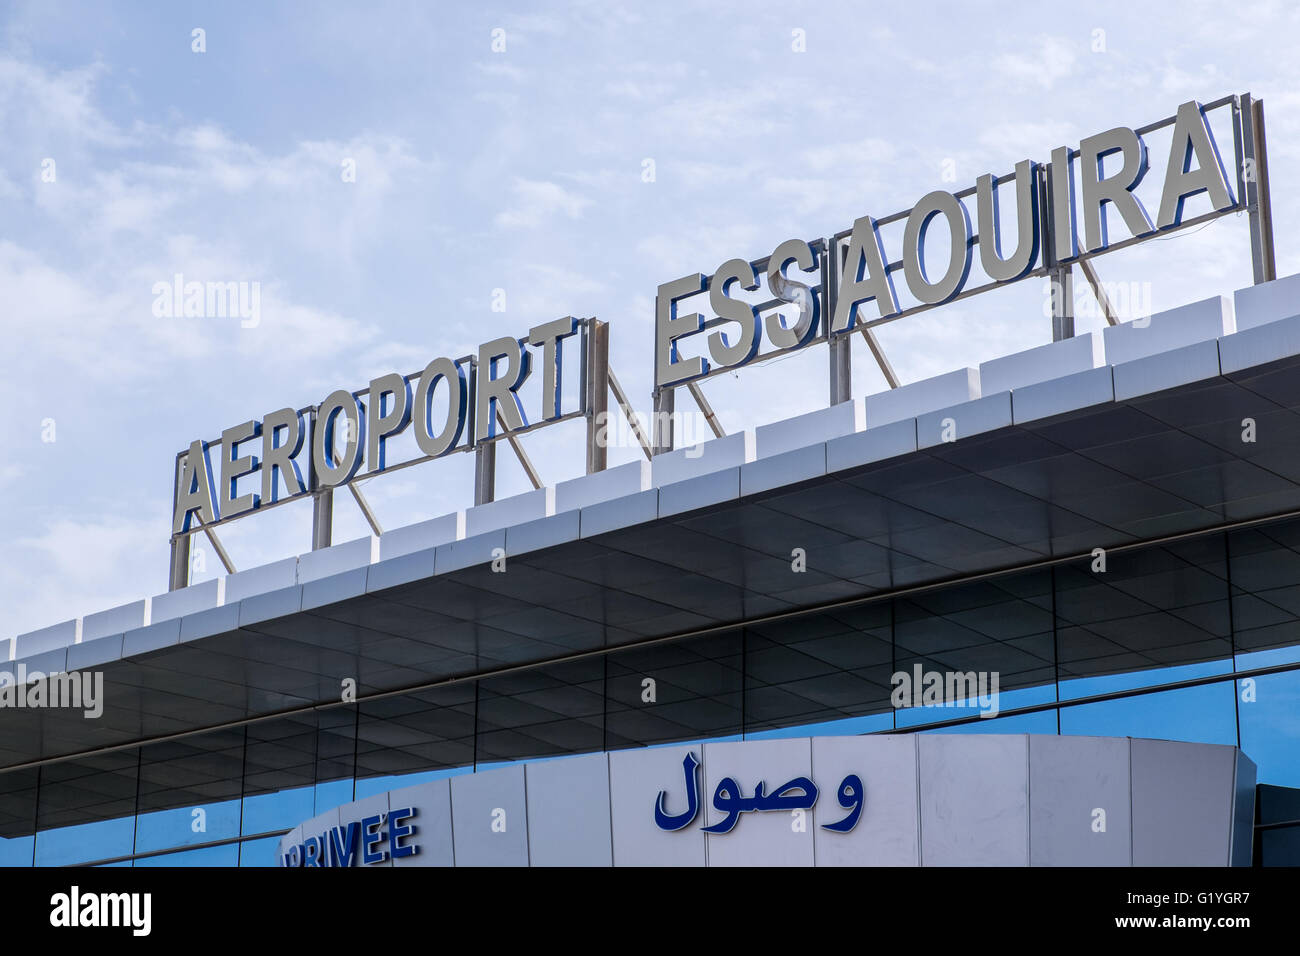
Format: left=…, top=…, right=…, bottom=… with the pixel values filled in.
left=1048, top=145, right=1079, bottom=263
left=833, top=215, right=899, bottom=331
left=172, top=439, right=219, bottom=534
left=902, top=190, right=973, bottom=305
left=1079, top=126, right=1154, bottom=253
left=766, top=238, right=819, bottom=349
left=707, top=258, right=761, bottom=368
left=313, top=389, right=365, bottom=487
left=412, top=356, right=468, bottom=457
left=1157, top=100, right=1235, bottom=230
left=977, top=160, right=1040, bottom=281
left=218, top=419, right=262, bottom=519
left=475, top=337, right=530, bottom=442
left=366, top=372, right=412, bottom=472
left=654, top=273, right=709, bottom=387
left=261, top=407, right=307, bottom=504
left=527, top=316, right=579, bottom=421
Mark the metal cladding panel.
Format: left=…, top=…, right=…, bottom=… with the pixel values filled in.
left=387, top=780, right=454, bottom=868
left=1029, top=735, right=1131, bottom=866
left=915, top=391, right=1013, bottom=449
left=702, top=738, right=815, bottom=867
left=979, top=332, right=1105, bottom=394
left=279, top=735, right=1255, bottom=866
left=1231, top=752, right=1258, bottom=868
left=450, top=764, right=529, bottom=866
left=919, top=733, right=1029, bottom=866
left=525, top=753, right=613, bottom=867
left=609, top=744, right=706, bottom=867
left=811, top=734, right=919, bottom=866
left=1233, top=271, right=1300, bottom=332
left=346, top=792, right=393, bottom=868
left=294, top=808, right=339, bottom=868
left=1131, top=737, right=1235, bottom=866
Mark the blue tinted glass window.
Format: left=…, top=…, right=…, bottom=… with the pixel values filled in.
left=1229, top=520, right=1300, bottom=661
left=746, top=711, right=894, bottom=740
left=354, top=765, right=470, bottom=800
left=1059, top=658, right=1233, bottom=701
left=0, top=836, right=33, bottom=867
left=241, top=786, right=314, bottom=836
left=315, top=778, right=353, bottom=814
left=1055, top=539, right=1231, bottom=693
left=35, top=817, right=136, bottom=867
left=919, top=709, right=1057, bottom=734
left=135, top=799, right=242, bottom=855
left=35, top=750, right=138, bottom=866
left=0, top=767, right=38, bottom=866
left=745, top=603, right=894, bottom=736
left=1237, top=670, right=1300, bottom=788
left=135, top=729, right=244, bottom=853
left=242, top=714, right=320, bottom=834
left=239, top=835, right=282, bottom=867
left=1060, top=680, right=1237, bottom=745
left=896, top=683, right=1055, bottom=729
left=135, top=842, right=240, bottom=867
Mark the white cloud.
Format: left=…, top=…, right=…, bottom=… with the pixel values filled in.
left=991, top=35, right=1078, bottom=90
left=495, top=177, right=593, bottom=228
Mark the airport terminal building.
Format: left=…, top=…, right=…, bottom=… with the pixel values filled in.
left=2, top=94, right=1298, bottom=867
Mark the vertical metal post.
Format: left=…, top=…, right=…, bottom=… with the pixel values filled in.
left=1041, top=160, right=1074, bottom=341
left=469, top=356, right=495, bottom=506
left=168, top=535, right=191, bottom=591
left=311, top=489, right=333, bottom=550
left=585, top=318, right=609, bottom=474
left=824, top=237, right=852, bottom=405
left=1241, top=94, right=1277, bottom=285
left=308, top=407, right=333, bottom=550
left=168, top=452, right=191, bottom=590
left=651, top=386, right=674, bottom=456
left=1051, top=264, right=1074, bottom=341
left=474, top=442, right=496, bottom=505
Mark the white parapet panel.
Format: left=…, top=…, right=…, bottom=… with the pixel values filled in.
left=1233, top=272, right=1300, bottom=332
left=464, top=486, right=555, bottom=538
left=1112, top=339, right=1222, bottom=402
left=1103, top=294, right=1235, bottom=365
left=556, top=460, right=651, bottom=514
left=916, top=392, right=1013, bottom=449
left=81, top=599, right=150, bottom=643
left=979, top=333, right=1105, bottom=394
left=378, top=511, right=465, bottom=562
left=224, top=556, right=299, bottom=605
left=1219, top=312, right=1300, bottom=375
left=13, top=619, right=78, bottom=659
left=865, top=368, right=981, bottom=428
left=296, top=535, right=380, bottom=585
left=754, top=401, right=864, bottom=459
left=651, top=430, right=755, bottom=488
left=1011, top=366, right=1114, bottom=425
left=150, top=579, right=225, bottom=626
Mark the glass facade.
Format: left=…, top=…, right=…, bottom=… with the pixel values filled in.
left=4, top=516, right=1300, bottom=865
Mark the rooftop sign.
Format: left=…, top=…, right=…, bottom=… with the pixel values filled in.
left=654, top=97, right=1249, bottom=388
left=167, top=95, right=1273, bottom=584
left=172, top=319, right=588, bottom=535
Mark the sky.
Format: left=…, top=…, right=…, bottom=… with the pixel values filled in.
left=1, top=0, right=1299, bottom=642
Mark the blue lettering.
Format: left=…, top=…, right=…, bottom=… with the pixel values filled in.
left=388, top=807, right=418, bottom=859
left=330, top=821, right=361, bottom=867
left=361, top=813, right=389, bottom=865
